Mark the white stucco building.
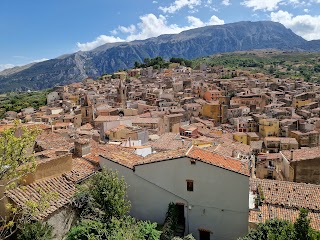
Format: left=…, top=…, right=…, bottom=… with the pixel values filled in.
left=99, top=146, right=249, bottom=240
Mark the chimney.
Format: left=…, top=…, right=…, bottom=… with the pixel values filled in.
left=74, top=138, right=91, bottom=157
left=290, top=150, right=294, bottom=161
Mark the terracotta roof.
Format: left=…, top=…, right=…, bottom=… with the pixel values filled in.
left=80, top=123, right=93, bottom=131
left=94, top=115, right=131, bottom=122
left=5, top=176, right=76, bottom=220
left=100, top=145, right=249, bottom=176
left=36, top=132, right=74, bottom=151
left=250, top=178, right=320, bottom=211
left=282, top=147, right=320, bottom=162
left=136, top=149, right=186, bottom=166
left=131, top=117, right=161, bottom=124
left=100, top=145, right=142, bottom=169
left=149, top=133, right=192, bottom=151
left=249, top=180, right=320, bottom=231
left=249, top=204, right=320, bottom=230
left=187, top=147, right=250, bottom=176
left=63, top=158, right=97, bottom=183
left=205, top=138, right=252, bottom=157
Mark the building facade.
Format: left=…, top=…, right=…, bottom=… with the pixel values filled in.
left=99, top=147, right=249, bottom=240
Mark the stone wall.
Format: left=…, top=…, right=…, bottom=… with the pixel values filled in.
left=292, top=158, right=320, bottom=184
left=45, top=205, right=78, bottom=240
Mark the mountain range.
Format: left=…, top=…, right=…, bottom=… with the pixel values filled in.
left=0, top=21, right=319, bottom=93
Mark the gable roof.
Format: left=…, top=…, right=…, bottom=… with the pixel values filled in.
left=187, top=146, right=249, bottom=176
left=6, top=176, right=76, bottom=220
left=100, top=145, right=249, bottom=176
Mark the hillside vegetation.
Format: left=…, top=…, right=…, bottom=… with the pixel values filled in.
left=193, top=51, right=320, bottom=82
left=0, top=89, right=51, bottom=118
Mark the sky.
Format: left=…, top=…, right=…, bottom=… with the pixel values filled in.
left=0, top=0, right=320, bottom=71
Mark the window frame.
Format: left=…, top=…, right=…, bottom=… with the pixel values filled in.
left=186, top=180, right=194, bottom=192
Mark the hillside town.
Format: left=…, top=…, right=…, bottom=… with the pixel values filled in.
left=1, top=61, right=320, bottom=239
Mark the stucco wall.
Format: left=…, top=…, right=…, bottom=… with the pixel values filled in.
left=45, top=205, right=78, bottom=240
left=100, top=156, right=249, bottom=240
left=100, top=159, right=184, bottom=225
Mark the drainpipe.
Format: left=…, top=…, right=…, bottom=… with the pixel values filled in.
left=133, top=170, right=190, bottom=234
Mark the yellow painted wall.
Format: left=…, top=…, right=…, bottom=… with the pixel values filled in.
left=259, top=119, right=279, bottom=137
left=233, top=133, right=248, bottom=145
left=202, top=103, right=221, bottom=123
left=293, top=99, right=312, bottom=108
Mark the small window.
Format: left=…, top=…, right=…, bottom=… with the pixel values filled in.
left=199, top=229, right=211, bottom=240
left=186, top=180, right=194, bottom=191
left=190, top=160, right=196, bottom=165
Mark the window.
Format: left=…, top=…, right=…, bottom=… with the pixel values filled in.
left=186, top=180, right=194, bottom=191
left=199, top=229, right=211, bottom=240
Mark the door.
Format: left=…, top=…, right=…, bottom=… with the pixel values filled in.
left=176, top=203, right=185, bottom=226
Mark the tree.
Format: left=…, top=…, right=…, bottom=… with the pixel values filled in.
left=240, top=209, right=320, bottom=240
left=66, top=217, right=161, bottom=240
left=134, top=61, right=141, bottom=68
left=0, top=122, right=40, bottom=192
left=3, top=186, right=58, bottom=239
left=294, top=208, right=320, bottom=240
left=69, top=169, right=161, bottom=239
left=144, top=58, right=151, bottom=66
left=172, top=234, right=196, bottom=240
left=314, top=64, right=320, bottom=73
left=66, top=219, right=108, bottom=240
left=17, top=222, right=54, bottom=240
left=0, top=122, right=42, bottom=238
left=139, top=221, right=162, bottom=240
left=239, top=219, right=296, bottom=240
left=87, top=169, right=130, bottom=221
left=295, top=208, right=311, bottom=240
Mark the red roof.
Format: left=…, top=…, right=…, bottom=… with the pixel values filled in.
left=100, top=145, right=249, bottom=176
left=187, top=146, right=249, bottom=176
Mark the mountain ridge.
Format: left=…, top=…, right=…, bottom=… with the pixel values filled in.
left=0, top=21, right=319, bottom=93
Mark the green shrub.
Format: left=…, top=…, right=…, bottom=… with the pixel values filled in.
left=17, top=222, right=53, bottom=240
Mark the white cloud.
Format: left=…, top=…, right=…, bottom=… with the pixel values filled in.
left=152, top=1, right=158, bottom=3
left=76, top=14, right=224, bottom=51
left=77, top=35, right=125, bottom=51
left=0, top=64, right=15, bottom=72
left=221, top=0, right=231, bottom=6
left=208, top=15, right=225, bottom=25
left=125, top=14, right=224, bottom=41
left=241, top=0, right=317, bottom=11
left=271, top=10, right=320, bottom=40
left=241, top=0, right=283, bottom=11
left=187, top=16, right=205, bottom=27
left=110, top=29, right=118, bottom=35
left=304, top=8, right=309, bottom=12
left=117, top=24, right=137, bottom=34
left=159, top=0, right=202, bottom=14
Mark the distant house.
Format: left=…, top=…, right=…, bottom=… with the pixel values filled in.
left=281, top=147, right=320, bottom=184
left=99, top=146, right=249, bottom=240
